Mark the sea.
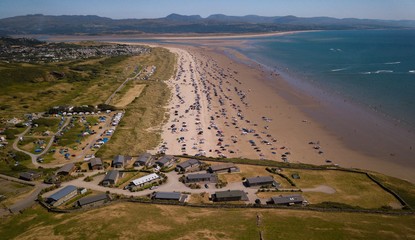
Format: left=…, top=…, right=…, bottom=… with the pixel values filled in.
left=235, top=29, right=415, bottom=130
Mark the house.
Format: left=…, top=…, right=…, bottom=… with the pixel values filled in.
left=185, top=173, right=217, bottom=183
left=19, top=171, right=41, bottom=181
left=130, top=173, right=160, bottom=187
left=211, top=190, right=248, bottom=202
left=207, top=163, right=239, bottom=173
left=76, top=194, right=109, bottom=208
left=269, top=195, right=306, bottom=206
left=112, top=155, right=125, bottom=168
left=89, top=158, right=103, bottom=170
left=46, top=185, right=78, bottom=207
left=133, top=153, right=154, bottom=167
left=152, top=191, right=182, bottom=201
left=245, top=176, right=277, bottom=187
left=101, top=170, right=119, bottom=186
left=56, top=163, right=76, bottom=175
left=175, top=159, right=201, bottom=173
left=154, top=155, right=175, bottom=168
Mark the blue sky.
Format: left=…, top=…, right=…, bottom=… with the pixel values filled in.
left=1, top=0, right=415, bottom=20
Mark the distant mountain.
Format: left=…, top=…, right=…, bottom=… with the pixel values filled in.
left=0, top=13, right=414, bottom=35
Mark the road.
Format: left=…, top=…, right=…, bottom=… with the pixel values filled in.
left=12, top=117, right=72, bottom=168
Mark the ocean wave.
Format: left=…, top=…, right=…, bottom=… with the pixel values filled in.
left=361, top=72, right=372, bottom=75
left=384, top=61, right=400, bottom=65
left=409, top=70, right=415, bottom=73
left=330, top=68, right=348, bottom=72
left=374, top=70, right=393, bottom=74
left=329, top=48, right=343, bottom=52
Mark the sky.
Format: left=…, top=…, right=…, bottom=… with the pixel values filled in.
left=1, top=0, right=415, bottom=20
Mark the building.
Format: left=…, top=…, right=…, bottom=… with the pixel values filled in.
left=269, top=195, right=306, bottom=206
left=133, top=153, right=154, bottom=167
left=185, top=173, right=217, bottom=183
left=56, top=163, right=76, bottom=175
left=101, top=170, right=119, bottom=186
left=112, top=155, right=125, bottom=168
left=76, top=194, right=109, bottom=208
left=130, top=173, right=160, bottom=187
left=152, top=192, right=182, bottom=201
left=154, top=155, right=175, bottom=168
left=46, top=185, right=78, bottom=207
left=19, top=171, right=41, bottom=181
left=211, top=190, right=248, bottom=202
left=207, top=163, right=239, bottom=173
left=245, top=176, right=277, bottom=187
left=89, top=158, right=103, bottom=170
left=175, top=159, right=201, bottom=173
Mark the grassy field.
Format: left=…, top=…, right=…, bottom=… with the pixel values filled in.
left=96, top=47, right=176, bottom=159
left=0, top=51, right=145, bottom=118
left=0, top=202, right=414, bottom=240
left=0, top=179, right=34, bottom=207
left=282, top=169, right=400, bottom=209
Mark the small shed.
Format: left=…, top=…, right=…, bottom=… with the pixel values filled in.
left=77, top=194, right=109, bottom=208
left=101, top=170, right=119, bottom=187
left=89, top=158, right=103, bottom=170
left=211, top=190, right=248, bottom=202
left=56, top=163, right=76, bottom=175
left=175, top=159, right=201, bottom=173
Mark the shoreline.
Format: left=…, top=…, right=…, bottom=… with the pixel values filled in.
left=18, top=30, right=315, bottom=42
left=109, top=40, right=415, bottom=183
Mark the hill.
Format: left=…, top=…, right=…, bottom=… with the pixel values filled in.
left=0, top=14, right=414, bottom=35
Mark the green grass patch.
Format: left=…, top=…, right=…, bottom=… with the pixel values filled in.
left=0, top=203, right=414, bottom=239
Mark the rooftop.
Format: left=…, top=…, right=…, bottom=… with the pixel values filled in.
left=153, top=191, right=181, bottom=200
left=271, top=195, right=305, bottom=204
left=246, top=176, right=274, bottom=184
left=57, top=163, right=75, bottom=173
left=131, top=173, right=160, bottom=186
left=103, top=170, right=119, bottom=181
left=77, top=194, right=108, bottom=206
left=177, top=159, right=200, bottom=169
left=48, top=185, right=77, bottom=201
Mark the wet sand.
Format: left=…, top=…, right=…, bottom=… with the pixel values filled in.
left=147, top=42, right=415, bottom=183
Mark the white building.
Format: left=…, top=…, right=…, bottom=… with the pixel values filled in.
left=130, top=173, right=160, bottom=187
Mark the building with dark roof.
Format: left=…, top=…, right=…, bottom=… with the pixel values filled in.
left=19, top=171, right=41, bottom=181
left=133, top=153, right=154, bottom=167
left=207, top=163, right=239, bottom=173
left=154, top=155, right=175, bottom=168
left=89, top=158, right=103, bottom=170
left=211, top=190, right=248, bottom=202
left=269, top=195, right=306, bottom=206
left=76, top=194, right=109, bottom=208
left=101, top=170, right=119, bottom=187
left=112, top=155, right=125, bottom=168
left=46, top=185, right=78, bottom=207
left=152, top=192, right=181, bottom=201
left=245, top=176, right=276, bottom=187
left=185, top=173, right=217, bottom=183
left=56, top=163, right=76, bottom=175
left=176, top=159, right=201, bottom=173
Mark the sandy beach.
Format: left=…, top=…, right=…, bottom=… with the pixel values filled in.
left=110, top=39, right=415, bottom=183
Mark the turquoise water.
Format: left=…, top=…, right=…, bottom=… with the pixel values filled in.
left=239, top=30, right=415, bottom=129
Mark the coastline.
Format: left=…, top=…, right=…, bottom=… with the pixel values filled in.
left=109, top=39, right=415, bottom=183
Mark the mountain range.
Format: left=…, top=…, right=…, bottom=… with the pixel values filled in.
left=0, top=13, right=414, bottom=35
